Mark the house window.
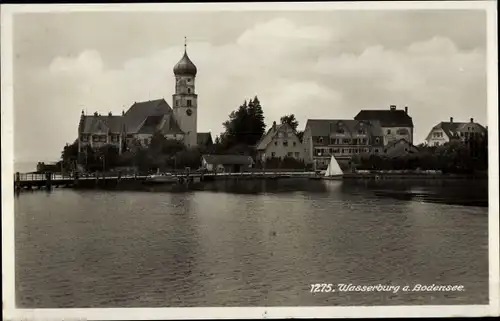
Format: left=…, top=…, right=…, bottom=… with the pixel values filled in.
left=294, top=152, right=300, bottom=158
left=317, top=137, right=323, bottom=144
left=387, top=129, right=391, bottom=134
left=337, top=128, right=345, bottom=134
left=404, top=148, right=408, bottom=152
left=187, top=100, right=192, bottom=107
left=274, top=141, right=278, bottom=146
left=293, top=141, right=296, bottom=146
left=374, top=149, right=379, bottom=153
left=287, top=152, right=293, bottom=157
left=375, top=138, right=380, bottom=144
left=283, top=140, right=288, bottom=147
left=343, top=139, right=350, bottom=144
left=271, top=152, right=276, bottom=157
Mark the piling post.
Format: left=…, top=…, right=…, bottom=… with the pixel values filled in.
left=14, top=172, right=20, bottom=190
left=45, top=172, right=52, bottom=189
left=74, top=171, right=79, bottom=187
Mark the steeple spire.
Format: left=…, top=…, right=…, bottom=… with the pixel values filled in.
left=184, top=36, right=187, bottom=53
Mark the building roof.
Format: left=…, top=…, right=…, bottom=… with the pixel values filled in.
left=123, top=99, right=173, bottom=133
left=202, top=154, right=254, bottom=165
left=255, top=123, right=286, bottom=150
left=173, top=50, right=197, bottom=76
left=305, top=119, right=383, bottom=137
left=79, top=115, right=124, bottom=134
left=197, top=132, right=213, bottom=145
left=427, top=121, right=487, bottom=141
left=159, top=114, right=184, bottom=135
left=355, top=109, right=413, bottom=127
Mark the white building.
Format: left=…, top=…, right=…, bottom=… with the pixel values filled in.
left=425, top=117, right=486, bottom=147
left=255, top=121, right=304, bottom=162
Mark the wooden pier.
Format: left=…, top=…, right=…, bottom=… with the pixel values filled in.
left=14, top=171, right=317, bottom=191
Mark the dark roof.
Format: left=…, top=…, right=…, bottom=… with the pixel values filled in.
left=137, top=115, right=164, bottom=134
left=173, top=50, right=197, bottom=76
left=305, top=119, right=383, bottom=137
left=202, top=154, right=254, bottom=165
left=123, top=99, right=173, bottom=133
left=355, top=109, right=413, bottom=127
left=79, top=115, right=124, bottom=134
left=159, top=114, right=184, bottom=135
left=197, top=132, right=213, bottom=145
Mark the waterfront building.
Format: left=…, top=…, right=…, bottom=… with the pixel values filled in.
left=201, top=155, right=254, bottom=173
left=77, top=42, right=212, bottom=155
left=302, top=119, right=384, bottom=169
left=383, top=138, right=419, bottom=158
left=425, top=117, right=486, bottom=147
left=255, top=121, right=304, bottom=162
left=354, top=105, right=414, bottom=145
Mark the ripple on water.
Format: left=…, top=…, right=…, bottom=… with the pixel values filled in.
left=14, top=180, right=489, bottom=307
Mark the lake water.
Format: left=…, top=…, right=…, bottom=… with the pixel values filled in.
left=14, top=178, right=489, bottom=308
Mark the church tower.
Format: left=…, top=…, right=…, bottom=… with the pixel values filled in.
left=173, top=38, right=198, bottom=148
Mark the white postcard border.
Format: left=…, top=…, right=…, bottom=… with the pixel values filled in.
left=2, top=1, right=498, bottom=320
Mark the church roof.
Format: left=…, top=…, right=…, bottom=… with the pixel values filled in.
left=173, top=50, right=197, bottom=76
left=197, top=132, right=213, bottom=145
left=355, top=109, right=413, bottom=127
left=123, top=99, right=173, bottom=133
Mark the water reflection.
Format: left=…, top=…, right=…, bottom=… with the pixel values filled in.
left=14, top=178, right=488, bottom=307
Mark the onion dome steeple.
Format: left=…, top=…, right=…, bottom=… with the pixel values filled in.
left=173, top=37, right=197, bottom=76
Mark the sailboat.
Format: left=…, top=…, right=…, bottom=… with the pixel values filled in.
left=323, top=155, right=343, bottom=180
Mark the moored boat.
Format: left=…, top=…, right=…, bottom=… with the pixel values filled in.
left=323, top=156, right=343, bottom=180
left=143, top=173, right=178, bottom=185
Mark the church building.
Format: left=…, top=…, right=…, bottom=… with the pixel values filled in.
left=77, top=42, right=212, bottom=155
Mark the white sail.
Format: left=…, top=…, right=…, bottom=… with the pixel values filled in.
left=325, top=156, right=343, bottom=177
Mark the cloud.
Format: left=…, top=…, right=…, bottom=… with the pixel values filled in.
left=14, top=16, right=486, bottom=162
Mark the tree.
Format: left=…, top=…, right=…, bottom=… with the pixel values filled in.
left=247, top=96, right=266, bottom=145
left=220, top=96, right=266, bottom=149
left=280, top=114, right=299, bottom=132
left=61, top=140, right=79, bottom=170
left=296, top=130, right=304, bottom=143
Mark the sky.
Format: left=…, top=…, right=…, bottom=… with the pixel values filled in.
left=12, top=9, right=488, bottom=163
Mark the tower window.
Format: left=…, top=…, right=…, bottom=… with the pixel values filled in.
left=187, top=100, right=192, bottom=107
left=187, top=88, right=191, bottom=94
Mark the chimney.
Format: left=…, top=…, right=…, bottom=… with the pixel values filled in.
left=108, top=111, right=112, bottom=116
left=470, top=117, right=474, bottom=123
left=404, top=106, right=408, bottom=114
left=93, top=112, right=98, bottom=116
left=450, top=117, right=453, bottom=123
left=122, top=110, right=125, bottom=116
left=272, top=121, right=276, bottom=131
left=390, top=105, right=396, bottom=111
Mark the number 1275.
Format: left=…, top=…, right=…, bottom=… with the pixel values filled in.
left=310, top=283, right=334, bottom=293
